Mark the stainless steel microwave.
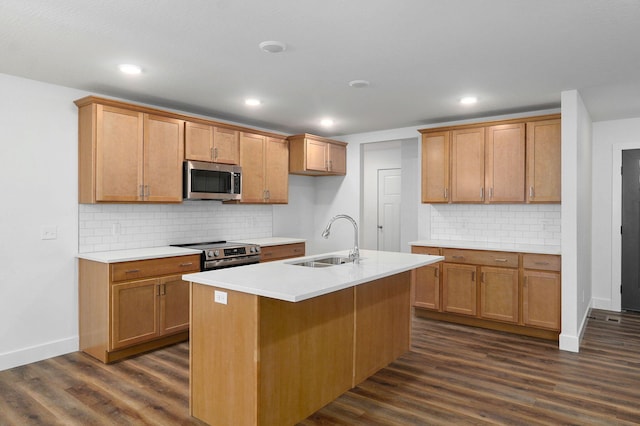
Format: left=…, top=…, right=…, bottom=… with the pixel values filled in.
left=183, top=160, right=242, bottom=200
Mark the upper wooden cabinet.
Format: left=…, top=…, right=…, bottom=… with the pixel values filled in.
left=77, top=100, right=184, bottom=203
left=526, top=118, right=561, bottom=203
left=451, top=127, right=485, bottom=203
left=485, top=123, right=525, bottom=203
left=75, top=96, right=288, bottom=204
left=421, top=132, right=450, bottom=203
left=237, top=133, right=289, bottom=204
left=288, top=134, right=347, bottom=176
left=419, top=114, right=559, bottom=205
left=185, top=121, right=239, bottom=164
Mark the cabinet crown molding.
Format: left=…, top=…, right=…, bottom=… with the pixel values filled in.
left=418, top=113, right=561, bottom=134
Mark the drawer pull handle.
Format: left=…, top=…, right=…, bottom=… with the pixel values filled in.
left=125, top=269, right=140, bottom=274
left=452, top=255, right=464, bottom=259
left=434, top=268, right=439, bottom=278
left=471, top=271, right=476, bottom=282
left=294, top=249, right=302, bottom=252
left=494, top=258, right=508, bottom=262
left=180, top=262, right=193, bottom=267
left=534, top=261, right=550, bottom=265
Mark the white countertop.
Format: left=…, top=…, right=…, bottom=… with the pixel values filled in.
left=231, top=237, right=306, bottom=246
left=184, top=249, right=443, bottom=302
left=409, top=239, right=561, bottom=255
left=77, top=246, right=202, bottom=263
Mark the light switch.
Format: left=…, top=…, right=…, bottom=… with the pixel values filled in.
left=41, top=226, right=58, bottom=240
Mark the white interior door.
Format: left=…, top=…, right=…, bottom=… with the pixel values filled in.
left=377, top=169, right=401, bottom=251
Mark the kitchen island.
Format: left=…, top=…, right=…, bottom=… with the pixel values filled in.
left=184, top=249, right=442, bottom=426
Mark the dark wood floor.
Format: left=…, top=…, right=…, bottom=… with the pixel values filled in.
left=1, top=309, right=639, bottom=425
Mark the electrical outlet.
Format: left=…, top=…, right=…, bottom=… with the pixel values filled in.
left=214, top=290, right=228, bottom=305
left=112, top=223, right=121, bottom=236
left=41, top=226, right=58, bottom=240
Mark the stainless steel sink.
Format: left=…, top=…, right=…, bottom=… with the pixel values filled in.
left=291, top=260, right=334, bottom=268
left=312, top=256, right=355, bottom=265
left=289, top=256, right=356, bottom=268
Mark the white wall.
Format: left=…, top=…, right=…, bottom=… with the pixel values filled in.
left=559, top=90, right=593, bottom=352
left=0, top=74, right=85, bottom=370
left=591, top=117, right=640, bottom=311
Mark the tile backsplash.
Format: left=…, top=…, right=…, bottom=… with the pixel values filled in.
left=430, top=204, right=561, bottom=246
left=78, top=202, right=272, bottom=253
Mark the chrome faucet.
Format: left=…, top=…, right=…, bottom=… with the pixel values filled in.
left=322, top=214, right=360, bottom=261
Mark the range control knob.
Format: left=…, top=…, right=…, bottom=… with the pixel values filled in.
left=250, top=247, right=256, bottom=253
left=213, top=249, right=220, bottom=257
left=207, top=250, right=214, bottom=258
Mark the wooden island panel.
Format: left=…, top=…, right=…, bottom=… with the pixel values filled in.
left=190, top=284, right=354, bottom=426
left=189, top=271, right=413, bottom=426
left=354, top=271, right=411, bottom=385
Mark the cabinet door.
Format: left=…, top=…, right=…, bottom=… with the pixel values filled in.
left=185, top=121, right=214, bottom=162
left=421, top=131, right=450, bottom=203
left=239, top=132, right=266, bottom=203
left=213, top=127, right=240, bottom=165
left=451, top=128, right=485, bottom=203
left=306, top=139, right=328, bottom=171
left=442, top=263, right=477, bottom=316
left=480, top=266, right=519, bottom=323
left=485, top=123, right=525, bottom=203
left=96, top=105, right=144, bottom=202
left=143, top=114, right=184, bottom=202
left=111, top=278, right=159, bottom=350
left=159, top=275, right=190, bottom=335
left=523, top=270, right=561, bottom=330
left=526, top=119, right=561, bottom=203
left=265, top=137, right=289, bottom=203
left=328, top=143, right=347, bottom=175
left=413, top=264, right=440, bottom=310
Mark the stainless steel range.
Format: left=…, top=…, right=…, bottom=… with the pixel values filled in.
left=172, top=241, right=261, bottom=271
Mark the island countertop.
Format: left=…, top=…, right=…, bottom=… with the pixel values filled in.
left=183, top=249, right=443, bottom=302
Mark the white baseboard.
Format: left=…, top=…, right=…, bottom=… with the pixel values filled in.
left=0, top=337, right=78, bottom=372
left=559, top=300, right=593, bottom=353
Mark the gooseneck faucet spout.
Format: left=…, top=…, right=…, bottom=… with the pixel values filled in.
left=321, top=214, right=359, bottom=261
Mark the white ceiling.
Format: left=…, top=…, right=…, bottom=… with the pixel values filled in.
left=2, top=0, right=640, bottom=136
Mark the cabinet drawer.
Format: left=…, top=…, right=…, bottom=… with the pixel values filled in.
left=442, top=249, right=518, bottom=268
left=523, top=254, right=561, bottom=271
left=411, top=246, right=440, bottom=256
left=111, top=254, right=201, bottom=282
left=260, top=242, right=306, bottom=262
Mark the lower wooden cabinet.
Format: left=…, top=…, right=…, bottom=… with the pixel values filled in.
left=260, top=242, right=305, bottom=262
left=111, top=274, right=191, bottom=350
left=411, top=246, right=441, bottom=310
left=523, top=270, right=561, bottom=330
left=411, top=246, right=561, bottom=340
left=480, top=266, right=519, bottom=323
left=79, top=254, right=200, bottom=363
left=442, top=263, right=477, bottom=316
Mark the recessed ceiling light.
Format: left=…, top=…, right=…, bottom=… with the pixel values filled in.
left=259, top=41, right=287, bottom=53
left=245, top=98, right=261, bottom=106
left=320, top=118, right=334, bottom=127
left=460, top=96, right=478, bottom=105
left=348, top=80, right=370, bottom=88
left=118, top=64, right=142, bottom=75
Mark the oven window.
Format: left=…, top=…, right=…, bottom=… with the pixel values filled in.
left=191, top=169, right=231, bottom=193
